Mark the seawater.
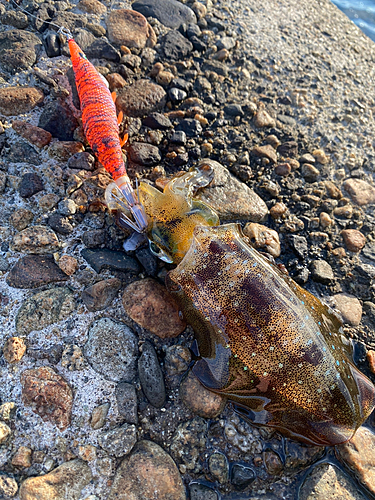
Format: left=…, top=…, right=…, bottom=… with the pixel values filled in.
left=331, top=0, right=375, bottom=41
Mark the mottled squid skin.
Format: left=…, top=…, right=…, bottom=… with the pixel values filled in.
left=138, top=163, right=375, bottom=446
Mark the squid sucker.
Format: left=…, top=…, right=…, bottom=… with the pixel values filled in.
left=109, top=161, right=375, bottom=446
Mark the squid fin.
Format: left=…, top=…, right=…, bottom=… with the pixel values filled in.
left=120, top=133, right=128, bottom=147
left=111, top=91, right=117, bottom=103
left=117, top=110, right=123, bottom=125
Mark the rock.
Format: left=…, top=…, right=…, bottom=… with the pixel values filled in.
left=170, top=417, right=207, bottom=472
left=224, top=104, right=243, bottom=116
left=10, top=208, right=34, bottom=231
left=98, top=424, right=137, bottom=458
left=38, top=193, right=60, bottom=212
left=176, top=118, right=203, bottom=137
left=343, top=178, right=375, bottom=206
left=0, top=87, right=44, bottom=116
left=190, top=484, right=218, bottom=500
left=180, top=370, right=227, bottom=418
left=143, top=112, right=172, bottom=130
left=2, top=139, right=42, bottom=166
left=341, top=229, right=366, bottom=252
left=82, top=278, right=121, bottom=311
left=122, top=278, right=186, bottom=338
left=299, top=463, right=366, bottom=500
left=275, top=162, right=291, bottom=176
left=132, top=0, right=196, bottom=29
left=0, top=171, right=6, bottom=193
left=61, top=344, right=86, bottom=371
left=11, top=226, right=59, bottom=254
left=3, top=337, right=26, bottom=363
left=301, top=163, right=320, bottom=182
left=48, top=141, right=85, bottom=161
left=116, top=79, right=166, bottom=118
left=254, top=104, right=276, bottom=128
left=0, top=474, right=18, bottom=498
left=91, top=403, right=110, bottom=430
left=19, top=460, right=92, bottom=500
left=77, top=0, right=107, bottom=14
left=21, top=366, right=73, bottom=429
left=217, top=36, right=236, bottom=51
left=135, top=246, right=158, bottom=276
left=12, top=120, right=52, bottom=148
left=165, top=345, right=191, bottom=376
left=0, top=402, right=16, bottom=422
left=84, top=318, right=138, bottom=382
left=0, top=29, right=42, bottom=73
left=230, top=464, right=255, bottom=489
left=38, top=101, right=79, bottom=141
left=310, top=259, right=334, bottom=284
left=58, top=199, right=77, bottom=216
left=82, top=229, right=106, bottom=248
left=0, top=422, right=11, bottom=444
left=0, top=255, right=9, bottom=271
left=264, top=449, right=283, bottom=475
left=18, top=172, right=44, bottom=198
left=85, top=38, right=120, bottom=62
left=6, top=254, right=68, bottom=289
left=107, top=9, right=156, bottom=49
left=108, top=440, right=185, bottom=500
left=67, top=151, right=95, bottom=171
left=196, top=160, right=268, bottom=222
left=169, top=87, right=187, bottom=103
left=300, top=153, right=316, bottom=164
left=12, top=446, right=32, bottom=468
left=1, top=10, right=28, bottom=29
left=208, top=452, right=229, bottom=484
left=162, top=30, right=193, bottom=60
left=202, top=59, right=228, bottom=77
left=243, top=223, right=281, bottom=257
left=277, top=140, right=298, bottom=157
left=81, top=248, right=140, bottom=274
left=115, top=382, right=138, bottom=424
left=78, top=444, right=97, bottom=462
left=129, top=142, right=161, bottom=166
left=138, top=341, right=166, bottom=408
left=15, top=287, right=75, bottom=335
left=170, top=130, right=187, bottom=144
left=329, top=293, right=362, bottom=326
left=28, top=344, right=63, bottom=365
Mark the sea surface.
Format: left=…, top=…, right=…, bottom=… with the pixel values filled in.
left=331, top=0, right=375, bottom=41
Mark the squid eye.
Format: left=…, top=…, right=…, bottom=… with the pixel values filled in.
left=149, top=241, right=173, bottom=263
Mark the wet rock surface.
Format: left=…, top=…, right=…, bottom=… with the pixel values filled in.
left=6, top=254, right=68, bottom=288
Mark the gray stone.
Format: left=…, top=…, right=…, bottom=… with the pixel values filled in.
left=84, top=318, right=138, bottom=382
left=190, top=483, right=218, bottom=500
left=98, top=424, right=137, bottom=458
left=117, top=79, right=166, bottom=118
left=129, top=142, right=161, bottom=166
left=0, top=255, right=9, bottom=272
left=138, top=341, right=166, bottom=408
left=18, top=172, right=43, bottom=198
left=162, top=30, right=193, bottom=60
left=81, top=278, right=121, bottom=311
left=0, top=29, right=42, bottom=73
left=115, top=382, right=138, bottom=424
left=132, top=0, right=197, bottom=29
left=6, top=254, right=68, bottom=288
left=310, top=259, right=334, bottom=284
left=81, top=248, right=140, bottom=274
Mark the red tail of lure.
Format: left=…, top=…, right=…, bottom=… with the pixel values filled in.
left=60, top=29, right=148, bottom=233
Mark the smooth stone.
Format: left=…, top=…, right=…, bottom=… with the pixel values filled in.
left=224, top=103, right=243, bottom=116
left=143, top=112, right=172, bottom=130
left=162, top=30, right=193, bottom=60
left=12, top=120, right=52, bottom=148
left=176, top=118, right=203, bottom=137
left=12, top=446, right=32, bottom=468
left=129, top=142, right=161, bottom=166
left=343, top=178, right=375, bottom=206
left=251, top=144, right=277, bottom=164
left=77, top=0, right=107, bottom=14
left=11, top=225, right=59, bottom=254
left=169, top=87, right=187, bottom=103
left=38, top=101, right=79, bottom=141
left=180, top=370, right=227, bottom=418
left=341, top=229, right=366, bottom=252
left=0, top=421, right=11, bottom=444
left=84, top=318, right=138, bottom=382
left=310, top=259, right=334, bottom=284
left=91, top=403, right=110, bottom=430
left=195, top=159, right=269, bottom=222
left=138, top=341, right=166, bottom=408
left=19, top=460, right=92, bottom=500
left=1, top=139, right=42, bottom=165
left=6, top=254, right=68, bottom=289
left=85, top=38, right=120, bottom=62
left=116, top=79, right=166, bottom=118
left=122, top=278, right=186, bottom=338
left=230, top=464, right=256, bottom=489
left=135, top=246, right=158, bottom=276
left=208, top=452, right=229, bottom=484
left=47, top=214, right=73, bottom=235
left=216, top=36, right=236, bottom=51
left=190, top=483, right=218, bottom=500
left=21, top=366, right=73, bottom=430
left=243, top=222, right=281, bottom=257
left=98, top=424, right=137, bottom=458
left=81, top=248, right=140, bottom=274
left=0, top=30, right=42, bottom=73
left=132, top=0, right=196, bottom=29
left=254, top=104, right=276, bottom=128
left=329, top=293, right=362, bottom=326
left=82, top=278, right=121, bottom=311
left=107, top=9, right=156, bottom=49
left=115, top=382, right=138, bottom=424
left=108, top=440, right=186, bottom=500
left=10, top=208, right=34, bottom=231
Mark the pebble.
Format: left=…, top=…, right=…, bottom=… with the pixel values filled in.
left=179, top=370, right=227, bottom=418
left=310, top=259, right=334, bottom=284
left=106, top=72, right=127, bottom=91
left=170, top=130, right=187, bottom=144
left=0, top=421, right=11, bottom=444
left=195, top=160, right=269, bottom=222
left=78, top=445, right=97, bottom=462
left=15, top=287, right=75, bottom=335
left=98, top=424, right=137, bottom=458
left=3, top=337, right=26, bottom=363
left=254, top=104, right=276, bottom=128
left=77, top=0, right=107, bottom=14
left=312, top=149, right=329, bottom=164
left=21, top=366, right=73, bottom=429
left=324, top=180, right=342, bottom=199
left=169, top=87, right=187, bottom=103
left=58, top=199, right=77, bottom=216
left=11, top=225, right=59, bottom=254
left=329, top=293, right=362, bottom=326
left=143, top=112, right=172, bottom=130
left=0, top=475, right=18, bottom=498
left=122, top=278, right=186, bottom=338
left=208, top=452, right=229, bottom=484
left=299, top=463, right=366, bottom=500
left=277, top=140, right=298, bottom=157
left=38, top=193, right=60, bottom=212
left=243, top=222, right=281, bottom=257
left=0, top=255, right=9, bottom=271
left=270, top=202, right=288, bottom=219
left=170, top=417, right=207, bottom=472
left=176, top=118, right=203, bottom=137
left=108, top=440, right=186, bottom=500
left=82, top=278, right=121, bottom=311
left=12, top=120, right=52, bottom=148
left=341, top=229, right=366, bottom=252
left=343, top=178, right=375, bottom=206
left=129, top=142, right=161, bottom=166
left=0, top=87, right=44, bottom=116
left=251, top=144, right=277, bottom=164
left=48, top=141, right=85, bottom=161
left=0, top=29, right=42, bottom=73
left=85, top=38, right=120, bottom=62
left=135, top=246, right=158, bottom=276
left=132, top=0, right=197, bottom=29
left=19, top=459, right=92, bottom=500
left=91, top=403, right=110, bottom=430
left=81, top=248, right=140, bottom=274
left=0, top=171, right=6, bottom=193
left=190, top=484, right=218, bottom=500
left=115, top=382, right=138, bottom=424
left=230, top=464, right=255, bottom=489
left=333, top=204, right=353, bottom=219
left=28, top=344, right=63, bottom=365
left=10, top=208, right=34, bottom=231
left=162, top=30, right=193, bottom=60
left=116, top=79, right=166, bottom=118
left=107, top=9, right=156, bottom=49
left=84, top=318, right=138, bottom=382
left=0, top=402, right=16, bottom=422
left=275, top=162, right=291, bottom=176
left=202, top=59, right=228, bottom=77
left=3, top=140, right=42, bottom=166
left=61, top=344, right=86, bottom=371
left=164, top=345, right=191, bottom=376
left=264, top=449, right=283, bottom=475
left=38, top=102, right=79, bottom=141
left=82, top=228, right=106, bottom=248
left=12, top=446, right=32, bottom=468
left=18, top=172, right=44, bottom=198
left=368, top=349, right=375, bottom=374
left=138, top=341, right=166, bottom=408
left=7, top=254, right=68, bottom=288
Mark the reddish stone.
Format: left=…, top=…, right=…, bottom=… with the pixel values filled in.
left=12, top=120, right=52, bottom=148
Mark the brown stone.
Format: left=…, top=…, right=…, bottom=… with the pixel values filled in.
left=38, top=193, right=60, bottom=212
left=107, top=9, right=157, bottom=49
left=48, top=141, right=85, bottom=161
left=270, top=202, right=288, bottom=219
left=3, top=337, right=26, bottom=363
left=82, top=278, right=122, bottom=311
left=251, top=144, right=277, bottom=164
left=367, top=350, right=375, bottom=375
left=106, top=72, right=127, bottom=91
left=58, top=254, right=79, bottom=276
left=77, top=0, right=107, bottom=14
left=0, top=87, right=44, bottom=116
left=243, top=222, right=281, bottom=257
left=11, top=226, right=59, bottom=254
left=19, top=459, right=92, bottom=500
left=122, top=278, right=186, bottom=338
left=116, top=79, right=167, bottom=118
left=10, top=208, right=34, bottom=231
left=21, top=366, right=73, bottom=430
left=329, top=293, right=362, bottom=326
left=275, top=162, right=291, bottom=176
left=78, top=445, right=97, bottom=462
left=6, top=254, right=68, bottom=288
left=180, top=371, right=227, bottom=418
left=343, top=178, right=375, bottom=206
left=254, top=103, right=276, bottom=128
left=324, top=180, right=342, bottom=199
left=0, top=421, right=11, bottom=444
left=12, top=446, right=32, bottom=468
left=91, top=403, right=110, bottom=430
left=12, top=120, right=52, bottom=148
left=341, top=229, right=366, bottom=252
left=108, top=440, right=186, bottom=500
